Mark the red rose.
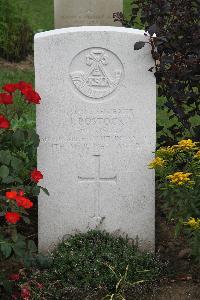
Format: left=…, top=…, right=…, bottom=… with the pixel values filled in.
left=6, top=190, right=33, bottom=209
left=5, top=212, right=21, bottom=224
left=15, top=196, right=33, bottom=209
left=0, top=114, right=10, bottom=128
left=21, top=287, right=31, bottom=300
left=23, top=89, right=41, bottom=104
left=0, top=93, right=13, bottom=104
left=6, top=190, right=18, bottom=199
left=31, top=169, right=43, bottom=183
left=9, top=273, right=20, bottom=281
left=2, top=83, right=18, bottom=93
left=17, top=81, right=33, bottom=93
left=18, top=190, right=25, bottom=196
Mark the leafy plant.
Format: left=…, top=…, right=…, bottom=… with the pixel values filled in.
left=184, top=218, right=200, bottom=262
left=0, top=81, right=48, bottom=283
left=12, top=231, right=165, bottom=299
left=103, top=265, right=148, bottom=300
left=149, top=139, right=200, bottom=260
left=117, top=0, right=200, bottom=146
left=0, top=0, right=33, bottom=62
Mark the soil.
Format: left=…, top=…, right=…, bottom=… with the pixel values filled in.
left=0, top=56, right=34, bottom=71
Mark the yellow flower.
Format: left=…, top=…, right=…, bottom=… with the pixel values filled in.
left=194, top=150, right=200, bottom=159
left=166, top=172, right=192, bottom=185
left=185, top=218, right=200, bottom=230
left=176, top=139, right=197, bottom=150
left=157, top=146, right=176, bottom=156
left=148, top=157, right=166, bottom=169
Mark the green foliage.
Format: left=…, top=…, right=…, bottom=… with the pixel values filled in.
left=0, top=229, right=36, bottom=261
left=0, top=81, right=47, bottom=265
left=25, top=231, right=165, bottom=299
left=150, top=140, right=200, bottom=260
left=0, top=0, right=33, bottom=62
left=103, top=265, right=148, bottom=300
left=53, top=231, right=162, bottom=290
left=184, top=226, right=200, bottom=262
left=0, top=127, right=39, bottom=191
left=13, top=0, right=54, bottom=32
left=123, top=0, right=200, bottom=145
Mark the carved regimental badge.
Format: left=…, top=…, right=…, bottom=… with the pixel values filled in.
left=70, top=48, right=123, bottom=100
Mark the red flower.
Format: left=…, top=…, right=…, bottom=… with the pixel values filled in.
left=9, top=273, right=20, bottom=281
left=31, top=169, right=43, bottom=183
left=21, top=287, right=31, bottom=300
left=0, top=114, right=10, bottom=128
left=23, top=89, right=41, bottom=104
left=18, top=190, right=25, bottom=196
left=5, top=212, right=21, bottom=224
left=2, top=83, right=18, bottom=93
left=17, top=81, right=33, bottom=93
left=6, top=190, right=18, bottom=199
left=6, top=190, right=33, bottom=209
left=15, top=196, right=33, bottom=209
left=0, top=93, right=13, bottom=104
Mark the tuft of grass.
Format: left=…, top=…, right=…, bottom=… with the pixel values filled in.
left=12, top=0, right=54, bottom=32
left=0, top=68, right=34, bottom=87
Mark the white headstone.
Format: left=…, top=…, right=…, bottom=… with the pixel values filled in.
left=54, top=0, right=123, bottom=28
left=35, top=27, right=156, bottom=252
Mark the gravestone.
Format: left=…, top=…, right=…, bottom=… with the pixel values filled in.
left=35, top=27, right=156, bottom=252
left=54, top=0, right=123, bottom=28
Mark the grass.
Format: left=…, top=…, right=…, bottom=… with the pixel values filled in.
left=0, top=68, right=34, bottom=87
left=13, top=0, right=131, bottom=32
left=13, top=0, right=54, bottom=32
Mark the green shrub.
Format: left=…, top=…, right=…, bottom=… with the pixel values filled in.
left=0, top=0, right=33, bottom=62
left=121, top=0, right=200, bottom=145
left=149, top=139, right=200, bottom=261
left=21, top=231, right=166, bottom=299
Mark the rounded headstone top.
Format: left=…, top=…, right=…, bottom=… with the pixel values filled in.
left=34, top=26, right=145, bottom=40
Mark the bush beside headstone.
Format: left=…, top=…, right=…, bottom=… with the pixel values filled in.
left=0, top=0, right=33, bottom=62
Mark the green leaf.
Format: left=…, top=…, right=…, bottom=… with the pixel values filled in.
left=32, top=185, right=40, bottom=196
left=175, top=222, right=182, bottom=238
left=134, top=41, right=146, bottom=50
left=11, top=230, right=18, bottom=243
left=13, top=239, right=26, bottom=257
left=2, top=176, right=23, bottom=184
left=2, top=176, right=16, bottom=184
left=12, top=129, right=25, bottom=147
left=1, top=278, right=13, bottom=293
left=1, top=243, right=12, bottom=258
left=40, top=186, right=50, bottom=196
left=0, top=165, right=9, bottom=179
left=11, top=157, right=23, bottom=170
left=27, top=129, right=40, bottom=147
left=0, top=150, right=11, bottom=165
left=28, top=240, right=37, bottom=253
left=23, top=216, right=31, bottom=224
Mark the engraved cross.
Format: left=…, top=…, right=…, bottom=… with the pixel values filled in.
left=78, top=155, right=117, bottom=227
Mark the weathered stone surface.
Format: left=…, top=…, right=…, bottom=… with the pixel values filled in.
left=34, top=27, right=156, bottom=252
left=54, top=0, right=123, bottom=28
